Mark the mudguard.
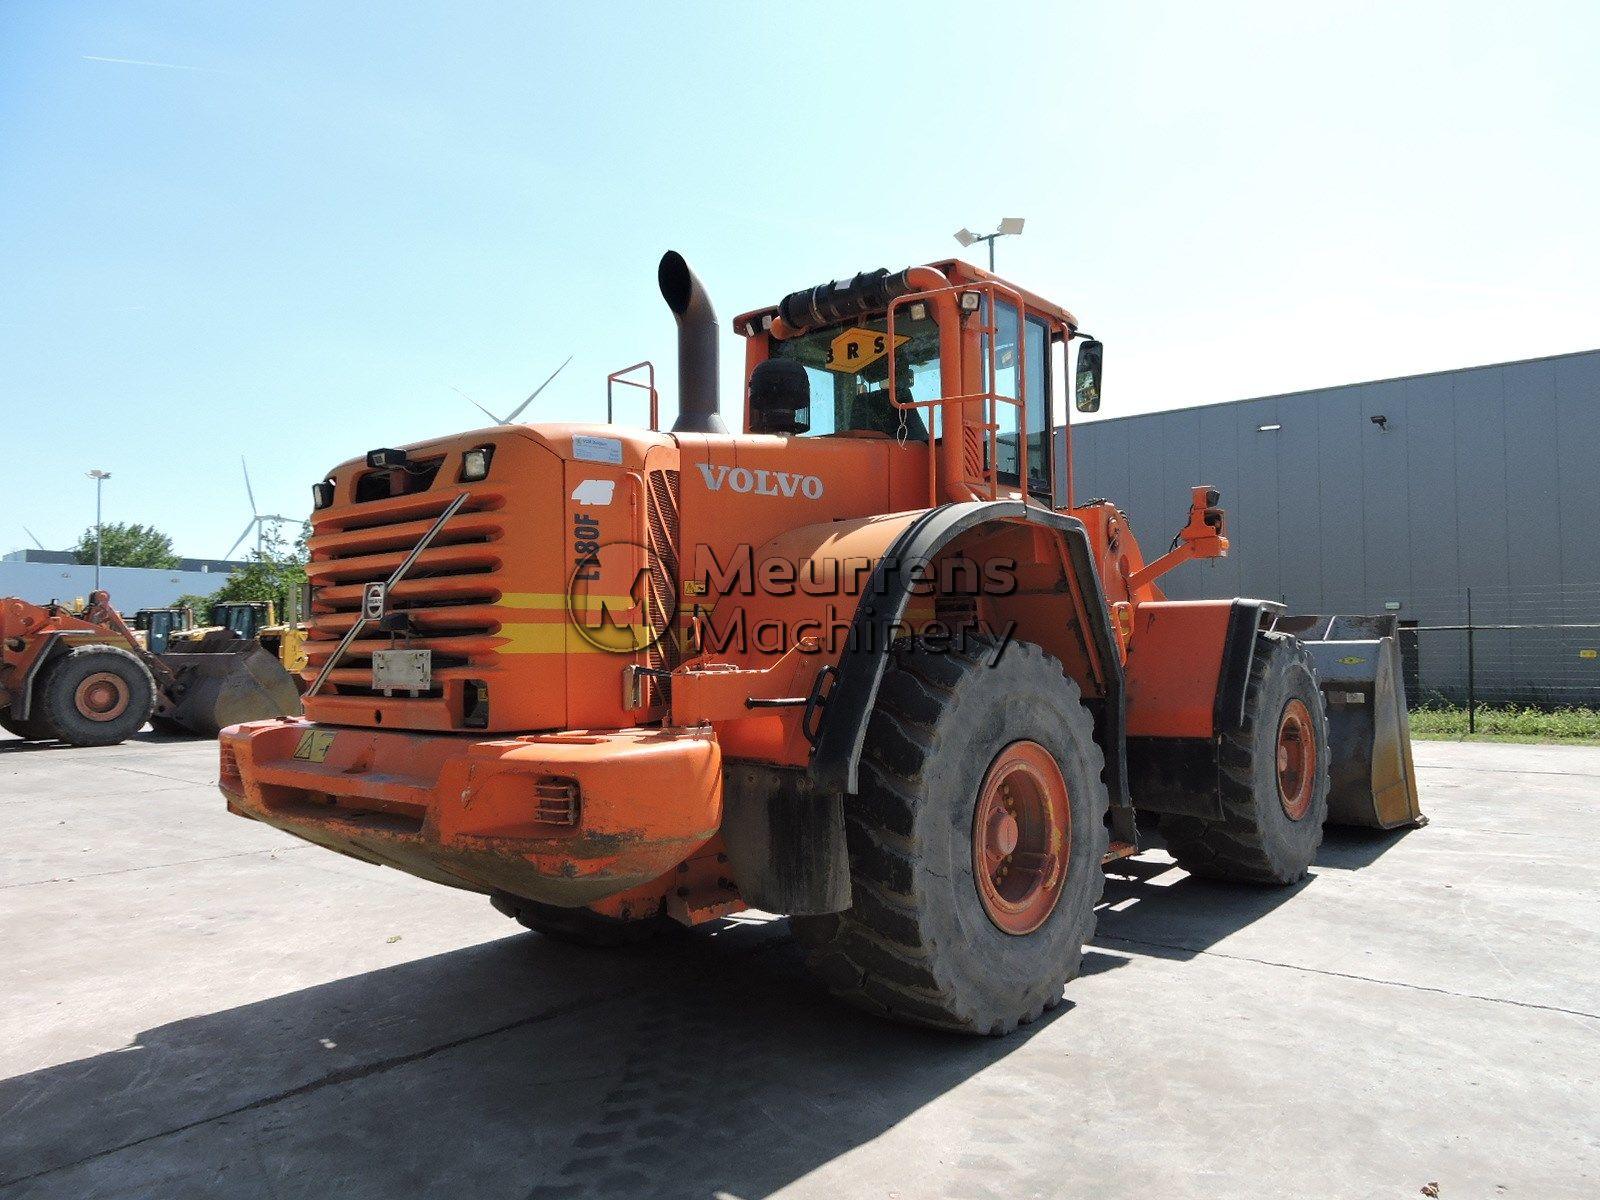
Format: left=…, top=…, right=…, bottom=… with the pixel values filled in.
left=806, top=501, right=1132, bottom=831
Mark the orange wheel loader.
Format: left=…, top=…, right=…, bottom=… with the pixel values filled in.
left=1, top=591, right=302, bottom=746
left=220, top=251, right=1423, bottom=1034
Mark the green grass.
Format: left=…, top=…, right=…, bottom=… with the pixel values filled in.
left=1409, top=704, right=1600, bottom=744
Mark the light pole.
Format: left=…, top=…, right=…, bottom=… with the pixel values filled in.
left=954, top=217, right=1026, bottom=271
left=86, top=469, right=111, bottom=589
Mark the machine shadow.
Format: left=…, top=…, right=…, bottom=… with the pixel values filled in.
left=1092, top=824, right=1416, bottom=961
left=1, top=918, right=1125, bottom=1199
left=1314, top=824, right=1415, bottom=870
left=0, top=729, right=188, bottom=754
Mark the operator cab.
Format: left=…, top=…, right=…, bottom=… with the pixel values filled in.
left=735, top=260, right=1100, bottom=505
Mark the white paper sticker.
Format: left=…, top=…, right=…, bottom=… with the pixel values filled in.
left=572, top=435, right=623, bottom=465
left=571, top=479, right=616, bottom=506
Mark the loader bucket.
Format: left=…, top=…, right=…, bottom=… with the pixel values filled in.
left=1276, top=614, right=1426, bottom=830
left=156, top=640, right=303, bottom=737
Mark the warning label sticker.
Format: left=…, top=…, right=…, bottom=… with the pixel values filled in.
left=573, top=435, right=623, bottom=465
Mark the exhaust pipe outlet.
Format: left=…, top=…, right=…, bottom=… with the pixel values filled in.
left=658, top=251, right=727, bottom=434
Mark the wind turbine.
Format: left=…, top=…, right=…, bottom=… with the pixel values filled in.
left=453, top=354, right=573, bottom=425
left=224, top=457, right=292, bottom=560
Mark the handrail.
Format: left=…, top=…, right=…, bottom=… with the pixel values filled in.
left=886, top=278, right=1030, bottom=507
left=606, top=361, right=659, bottom=431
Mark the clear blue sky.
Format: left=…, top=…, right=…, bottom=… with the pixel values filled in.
left=3, top=2, right=1596, bottom=559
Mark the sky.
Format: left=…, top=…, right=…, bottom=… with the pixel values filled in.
left=2, top=1, right=1597, bottom=560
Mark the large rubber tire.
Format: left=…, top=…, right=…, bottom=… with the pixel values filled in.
left=35, top=646, right=156, bottom=748
left=0, top=706, right=55, bottom=741
left=1160, top=633, right=1330, bottom=885
left=792, top=639, right=1109, bottom=1036
left=490, top=891, right=668, bottom=948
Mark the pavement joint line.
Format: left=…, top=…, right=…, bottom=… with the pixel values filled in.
left=1095, top=933, right=1600, bottom=1021
left=1416, top=764, right=1598, bottom=780
left=105, top=765, right=217, bottom=787
left=0, top=934, right=789, bottom=1190
left=1, top=845, right=315, bottom=891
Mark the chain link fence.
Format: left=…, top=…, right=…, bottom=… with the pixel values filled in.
left=1314, top=583, right=1600, bottom=722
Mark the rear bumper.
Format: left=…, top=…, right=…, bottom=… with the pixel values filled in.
left=220, top=719, right=722, bottom=905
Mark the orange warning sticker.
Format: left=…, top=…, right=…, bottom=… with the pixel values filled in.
left=825, top=328, right=908, bottom=374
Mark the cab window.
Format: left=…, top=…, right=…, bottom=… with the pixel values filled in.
left=767, top=309, right=943, bottom=439
left=984, top=300, right=1050, bottom=496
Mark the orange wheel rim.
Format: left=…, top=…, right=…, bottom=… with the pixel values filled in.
left=972, top=740, right=1071, bottom=935
left=1276, top=698, right=1315, bottom=820
left=75, top=672, right=130, bottom=722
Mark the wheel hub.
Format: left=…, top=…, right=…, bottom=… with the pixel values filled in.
left=972, top=740, right=1071, bottom=936
left=75, top=672, right=130, bottom=722
left=1276, top=698, right=1315, bottom=820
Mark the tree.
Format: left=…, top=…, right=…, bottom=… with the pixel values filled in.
left=208, top=521, right=311, bottom=617
left=72, top=522, right=181, bottom=570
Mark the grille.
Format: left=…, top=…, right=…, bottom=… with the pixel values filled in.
left=644, top=468, right=681, bottom=708
left=305, top=485, right=505, bottom=716
left=531, top=777, right=580, bottom=826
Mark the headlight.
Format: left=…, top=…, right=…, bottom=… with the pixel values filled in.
left=312, top=479, right=336, bottom=509
left=460, top=446, right=493, bottom=482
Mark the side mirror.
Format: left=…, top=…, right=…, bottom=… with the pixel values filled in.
left=1074, top=339, right=1103, bottom=413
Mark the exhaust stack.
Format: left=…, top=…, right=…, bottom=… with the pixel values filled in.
left=658, top=251, right=727, bottom=434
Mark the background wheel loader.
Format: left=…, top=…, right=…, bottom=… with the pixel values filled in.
left=220, top=250, right=1422, bottom=1035
left=1, top=591, right=302, bottom=746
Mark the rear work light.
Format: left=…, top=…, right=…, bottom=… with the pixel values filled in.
left=459, top=446, right=494, bottom=482
left=367, top=448, right=407, bottom=469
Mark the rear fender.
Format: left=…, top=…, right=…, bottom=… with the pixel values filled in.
left=806, top=501, right=1131, bottom=823
left=6, top=630, right=125, bottom=720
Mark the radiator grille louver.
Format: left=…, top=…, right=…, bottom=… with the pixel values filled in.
left=644, top=468, right=681, bottom=709
left=305, top=489, right=505, bottom=711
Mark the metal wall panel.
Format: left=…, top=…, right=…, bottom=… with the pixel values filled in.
left=1555, top=354, right=1600, bottom=583
left=1060, top=348, right=1600, bottom=702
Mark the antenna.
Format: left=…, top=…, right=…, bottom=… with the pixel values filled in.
left=24, top=526, right=47, bottom=551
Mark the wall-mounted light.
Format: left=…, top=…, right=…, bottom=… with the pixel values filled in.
left=1257, top=423, right=1282, bottom=432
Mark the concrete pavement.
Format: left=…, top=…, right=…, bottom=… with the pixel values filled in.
left=2, top=732, right=1597, bottom=1198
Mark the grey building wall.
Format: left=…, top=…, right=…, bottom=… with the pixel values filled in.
left=0, top=561, right=239, bottom=612
left=1062, top=348, right=1600, bottom=704
left=2, top=549, right=251, bottom=572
